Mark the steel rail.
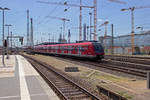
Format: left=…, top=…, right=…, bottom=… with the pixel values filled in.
left=22, top=54, right=101, bottom=100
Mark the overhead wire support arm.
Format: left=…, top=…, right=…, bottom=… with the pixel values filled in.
left=46, top=16, right=70, bottom=40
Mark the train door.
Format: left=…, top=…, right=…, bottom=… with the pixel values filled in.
left=78, top=45, right=81, bottom=56
left=68, top=46, right=71, bottom=55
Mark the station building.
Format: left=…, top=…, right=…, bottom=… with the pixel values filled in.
left=99, top=30, right=150, bottom=55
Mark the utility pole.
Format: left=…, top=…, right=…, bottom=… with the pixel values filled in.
left=104, top=24, right=108, bottom=49
left=10, top=31, right=12, bottom=51
left=30, top=18, right=33, bottom=47
left=48, top=33, right=51, bottom=42
left=68, top=29, right=71, bottom=43
left=5, top=24, right=12, bottom=59
left=93, top=0, right=97, bottom=41
left=89, top=12, right=92, bottom=40
left=111, top=24, right=114, bottom=54
left=79, top=0, right=82, bottom=41
left=131, top=8, right=135, bottom=54
left=87, top=26, right=89, bottom=41
left=63, top=20, right=66, bottom=40
left=83, top=24, right=86, bottom=41
left=27, top=9, right=30, bottom=46
left=0, top=7, right=10, bottom=66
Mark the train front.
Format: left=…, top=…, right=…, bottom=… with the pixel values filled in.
left=92, top=42, right=105, bottom=59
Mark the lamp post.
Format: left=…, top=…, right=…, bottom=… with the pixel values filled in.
left=5, top=24, right=12, bottom=59
left=136, top=26, right=143, bottom=33
left=0, top=7, right=10, bottom=66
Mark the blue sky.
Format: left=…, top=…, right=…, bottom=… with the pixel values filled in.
left=0, top=0, right=150, bottom=46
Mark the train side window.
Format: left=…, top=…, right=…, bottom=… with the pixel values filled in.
left=75, top=46, right=78, bottom=52
left=81, top=46, right=84, bottom=51
left=85, top=45, right=88, bottom=50
left=68, top=46, right=70, bottom=51
left=62, top=46, right=64, bottom=51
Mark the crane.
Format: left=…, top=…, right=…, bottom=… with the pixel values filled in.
left=46, top=16, right=70, bottom=40
left=37, top=0, right=94, bottom=41
left=121, top=6, right=150, bottom=54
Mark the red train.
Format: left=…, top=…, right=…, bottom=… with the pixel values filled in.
left=32, top=41, right=104, bottom=60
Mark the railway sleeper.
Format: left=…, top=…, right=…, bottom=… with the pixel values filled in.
left=59, top=87, right=77, bottom=90
left=109, top=60, right=150, bottom=71
left=61, top=89, right=80, bottom=93
left=56, top=84, right=74, bottom=88
left=64, top=91, right=84, bottom=96
left=67, top=95, right=90, bottom=100
left=54, top=82, right=72, bottom=85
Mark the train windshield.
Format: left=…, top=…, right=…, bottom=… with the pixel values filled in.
left=93, top=43, right=104, bottom=53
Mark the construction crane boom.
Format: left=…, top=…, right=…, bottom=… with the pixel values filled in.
left=37, top=1, right=94, bottom=8
left=99, top=21, right=109, bottom=27
left=108, top=0, right=127, bottom=4
left=122, top=6, right=150, bottom=11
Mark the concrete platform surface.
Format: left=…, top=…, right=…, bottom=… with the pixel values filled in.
left=0, top=55, right=60, bottom=100
left=0, top=55, right=16, bottom=67
left=0, top=55, right=16, bottom=77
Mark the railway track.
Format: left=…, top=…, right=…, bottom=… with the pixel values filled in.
left=52, top=56, right=148, bottom=78
left=76, top=60, right=147, bottom=78
left=105, top=55, right=150, bottom=65
left=22, top=55, right=102, bottom=100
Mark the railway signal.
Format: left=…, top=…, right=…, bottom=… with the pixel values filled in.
left=121, top=6, right=150, bottom=54
left=46, top=16, right=70, bottom=41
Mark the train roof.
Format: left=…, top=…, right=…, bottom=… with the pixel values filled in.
left=47, top=42, right=93, bottom=47
left=34, top=41, right=100, bottom=47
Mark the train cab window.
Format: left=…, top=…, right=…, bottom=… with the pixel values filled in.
left=93, top=43, right=104, bottom=53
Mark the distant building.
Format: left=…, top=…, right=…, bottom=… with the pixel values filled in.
left=98, top=30, right=150, bottom=54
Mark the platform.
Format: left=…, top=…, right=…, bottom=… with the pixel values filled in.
left=0, top=55, right=60, bottom=100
